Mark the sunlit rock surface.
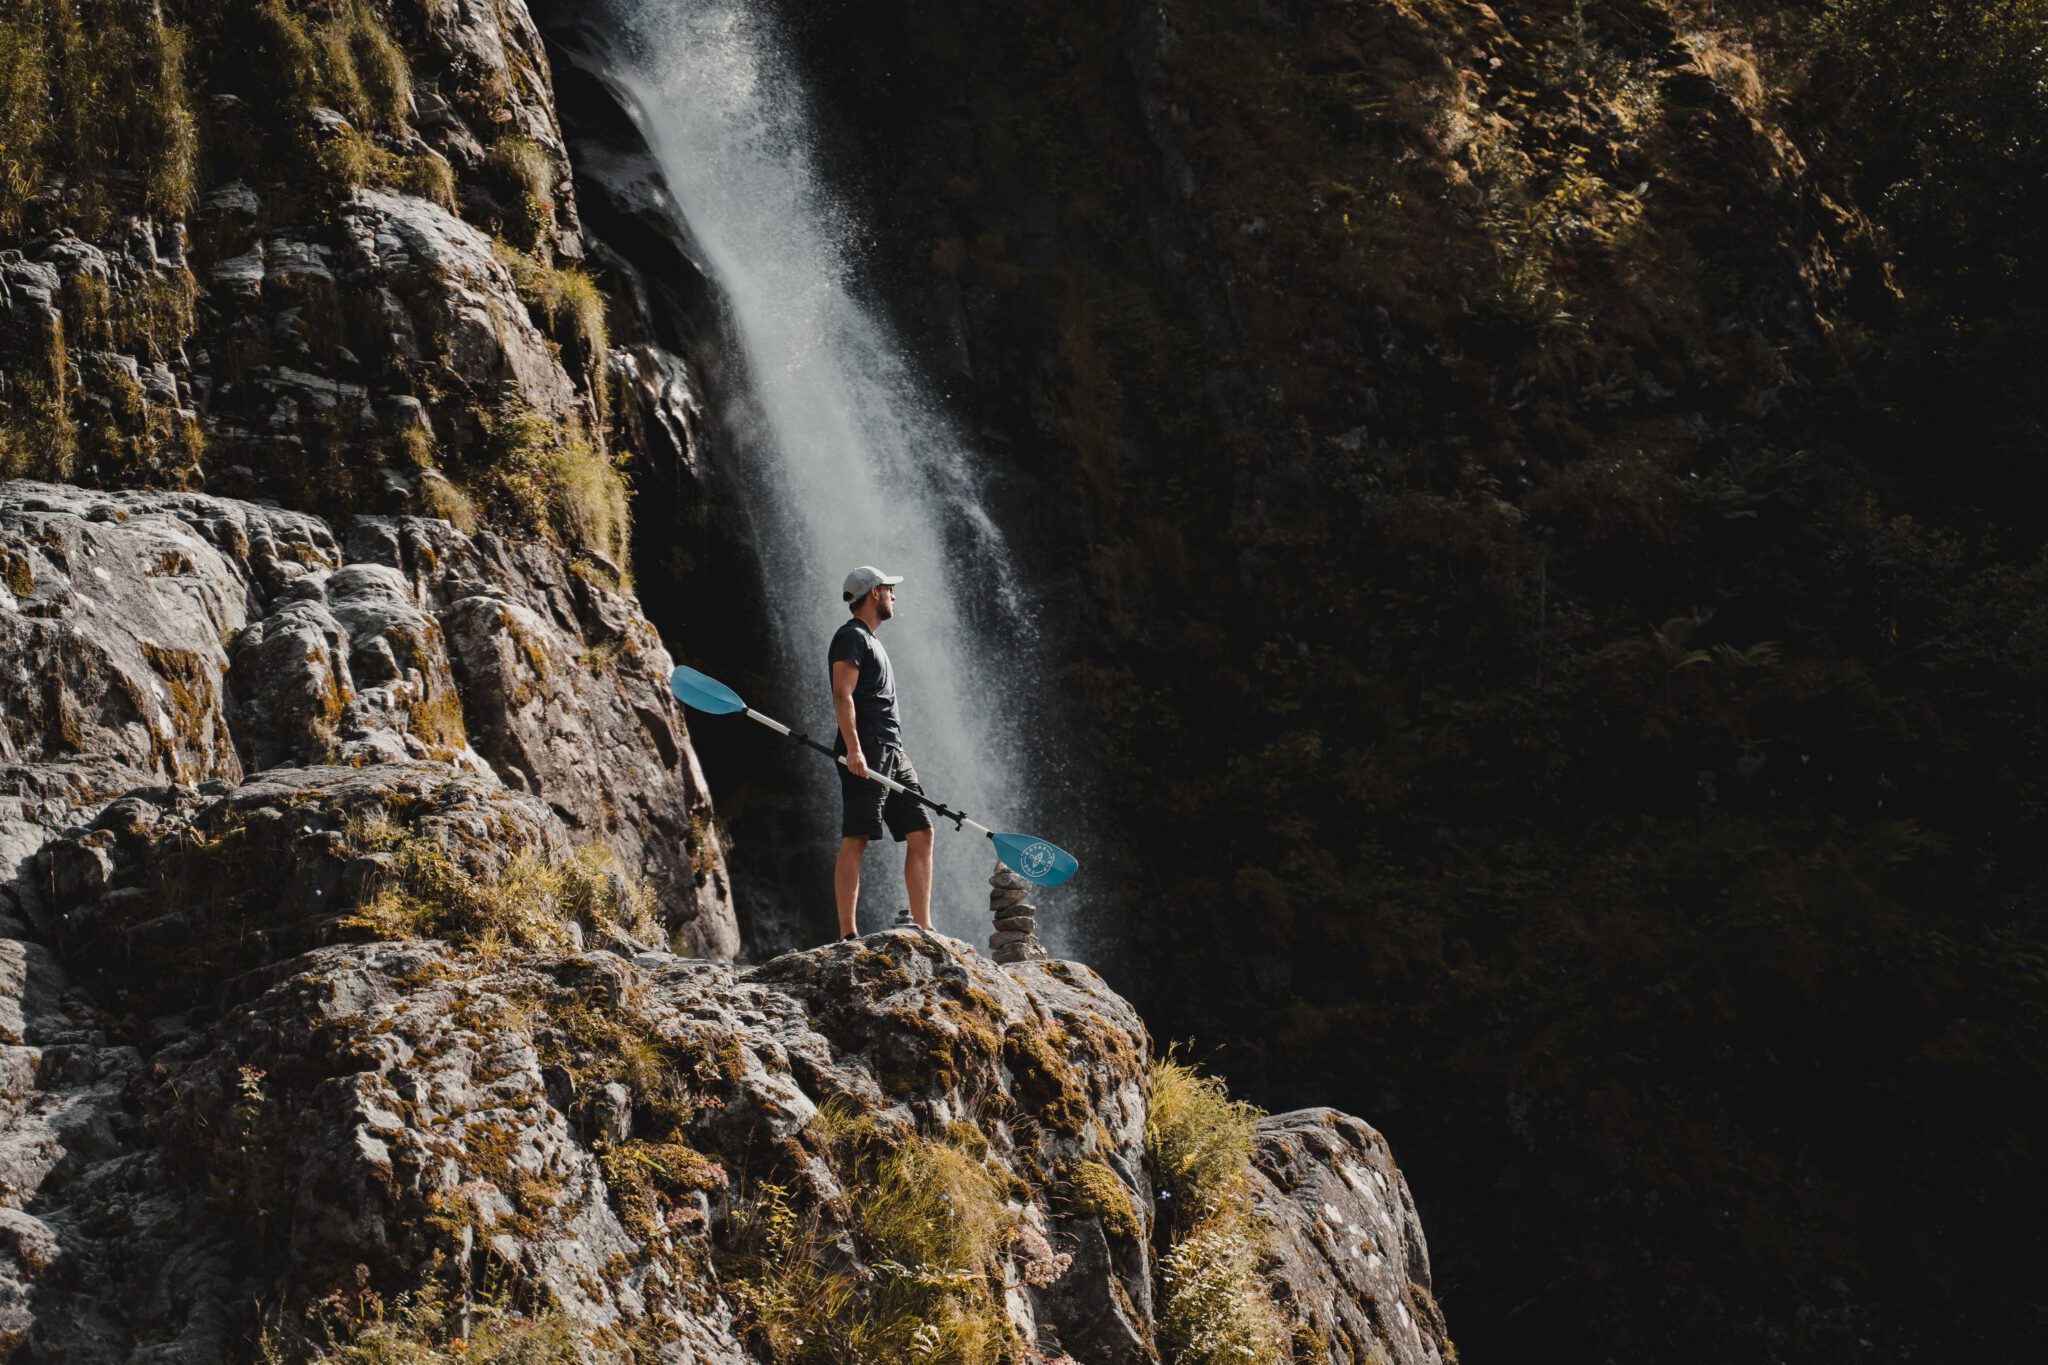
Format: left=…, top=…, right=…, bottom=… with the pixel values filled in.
left=1253, top=1110, right=1449, bottom=1365
left=0, top=901, right=1444, bottom=1363
left=1, top=481, right=737, bottom=953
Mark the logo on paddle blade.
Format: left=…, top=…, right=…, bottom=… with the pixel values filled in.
left=1018, top=841, right=1058, bottom=880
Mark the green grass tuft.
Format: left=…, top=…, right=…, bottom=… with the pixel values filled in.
left=0, top=11, right=53, bottom=234
left=416, top=470, right=479, bottom=534
left=1146, top=1055, right=1290, bottom=1365
left=555, top=841, right=664, bottom=946
left=494, top=243, right=612, bottom=411
left=340, top=818, right=656, bottom=962
left=485, top=136, right=557, bottom=250
left=475, top=394, right=633, bottom=577
left=252, top=0, right=325, bottom=105
left=1146, top=1055, right=1261, bottom=1225
left=1156, top=1212, right=1288, bottom=1365
left=0, top=0, right=197, bottom=232
left=724, top=1128, right=1021, bottom=1364
left=325, top=0, right=413, bottom=134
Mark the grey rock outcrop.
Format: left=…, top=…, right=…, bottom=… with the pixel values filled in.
left=7, top=805, right=1162, bottom=1364
left=1253, top=1109, right=1451, bottom=1365
left=337, top=190, right=579, bottom=424
left=0, top=484, right=264, bottom=783
left=0, top=758, right=168, bottom=1359
left=4, top=833, right=1450, bottom=1364
left=0, top=471, right=748, bottom=1359
left=2, top=480, right=736, bottom=955
left=0, top=474, right=1446, bottom=1360
left=745, top=945, right=1158, bottom=1363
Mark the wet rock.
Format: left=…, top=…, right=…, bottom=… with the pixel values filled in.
left=611, top=343, right=708, bottom=479
left=0, top=911, right=1163, bottom=1360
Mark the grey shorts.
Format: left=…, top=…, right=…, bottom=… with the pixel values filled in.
left=839, top=745, right=934, bottom=843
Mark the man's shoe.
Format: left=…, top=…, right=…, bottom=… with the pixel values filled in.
left=840, top=932, right=859, bottom=942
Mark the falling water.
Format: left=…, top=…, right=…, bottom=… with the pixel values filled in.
left=586, top=0, right=1049, bottom=942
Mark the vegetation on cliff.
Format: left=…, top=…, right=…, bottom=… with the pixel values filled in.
left=0, top=0, right=627, bottom=569
left=720, top=1111, right=1021, bottom=1364
left=1147, top=1057, right=1289, bottom=1365
left=756, top=0, right=2048, bottom=1359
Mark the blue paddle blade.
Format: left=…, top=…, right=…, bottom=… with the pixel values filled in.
left=669, top=665, right=748, bottom=715
left=991, top=832, right=1080, bottom=888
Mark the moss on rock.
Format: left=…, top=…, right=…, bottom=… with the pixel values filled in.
left=1002, top=1022, right=1089, bottom=1137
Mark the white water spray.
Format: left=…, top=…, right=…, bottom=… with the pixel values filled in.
left=591, top=0, right=1048, bottom=941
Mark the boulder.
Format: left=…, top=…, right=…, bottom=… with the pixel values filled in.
left=1252, top=1109, right=1452, bottom=1365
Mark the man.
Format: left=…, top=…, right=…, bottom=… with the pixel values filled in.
left=830, top=565, right=935, bottom=938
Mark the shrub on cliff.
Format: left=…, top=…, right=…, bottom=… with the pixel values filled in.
left=1146, top=1057, right=1288, bottom=1365
left=1157, top=1215, right=1287, bottom=1365
left=0, top=0, right=196, bottom=233
left=723, top=1122, right=1019, bottom=1364
left=484, top=136, right=558, bottom=252
left=1810, top=0, right=2048, bottom=486
left=475, top=394, right=633, bottom=579
left=1146, top=1054, right=1261, bottom=1232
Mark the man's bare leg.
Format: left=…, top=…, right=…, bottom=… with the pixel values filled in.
left=904, top=827, right=935, bottom=930
left=835, top=836, right=870, bottom=936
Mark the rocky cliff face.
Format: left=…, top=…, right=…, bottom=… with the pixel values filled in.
left=0, top=1, right=1448, bottom=1361
left=1, top=737, right=1446, bottom=1361
left=0, top=473, right=1449, bottom=1358
left=1, top=481, right=736, bottom=955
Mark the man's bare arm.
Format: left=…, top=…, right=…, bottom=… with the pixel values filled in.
left=832, top=660, right=868, bottom=778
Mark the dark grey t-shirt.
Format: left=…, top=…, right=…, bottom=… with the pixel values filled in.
left=828, top=618, right=902, bottom=753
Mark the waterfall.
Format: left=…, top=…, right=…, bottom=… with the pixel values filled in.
left=581, top=0, right=1049, bottom=942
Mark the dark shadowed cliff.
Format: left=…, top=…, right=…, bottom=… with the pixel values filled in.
left=679, top=1, right=2045, bottom=1360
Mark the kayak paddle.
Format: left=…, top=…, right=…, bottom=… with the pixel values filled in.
left=668, top=664, right=1079, bottom=888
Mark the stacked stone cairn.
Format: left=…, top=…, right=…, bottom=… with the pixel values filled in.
left=989, top=859, right=1049, bottom=963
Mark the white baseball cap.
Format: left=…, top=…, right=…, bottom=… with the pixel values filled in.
left=842, top=565, right=905, bottom=601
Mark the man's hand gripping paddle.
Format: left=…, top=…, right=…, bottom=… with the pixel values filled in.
left=668, top=665, right=1080, bottom=888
